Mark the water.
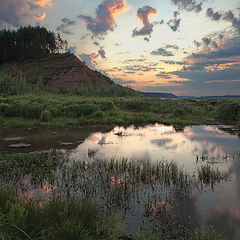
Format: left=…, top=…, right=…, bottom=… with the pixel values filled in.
left=0, top=124, right=240, bottom=239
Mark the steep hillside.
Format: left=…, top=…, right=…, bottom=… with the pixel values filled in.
left=0, top=53, right=122, bottom=93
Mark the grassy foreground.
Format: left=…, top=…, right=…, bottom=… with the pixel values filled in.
left=0, top=94, right=240, bottom=130
left=0, top=151, right=226, bottom=240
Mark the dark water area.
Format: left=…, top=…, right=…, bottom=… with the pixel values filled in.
left=0, top=124, right=240, bottom=239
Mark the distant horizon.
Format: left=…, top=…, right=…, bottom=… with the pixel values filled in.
left=140, top=91, right=240, bottom=97
left=1, top=0, right=240, bottom=95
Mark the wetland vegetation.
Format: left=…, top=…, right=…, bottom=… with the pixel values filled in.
left=0, top=151, right=227, bottom=240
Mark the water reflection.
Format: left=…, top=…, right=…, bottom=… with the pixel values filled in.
left=70, top=124, right=240, bottom=239
left=1, top=123, right=240, bottom=239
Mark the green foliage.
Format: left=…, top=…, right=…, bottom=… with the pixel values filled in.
left=124, top=99, right=152, bottom=112
left=216, top=103, right=240, bottom=120
left=191, top=226, right=226, bottom=240
left=0, top=26, right=67, bottom=64
left=0, top=185, right=122, bottom=240
left=198, top=164, right=222, bottom=188
left=40, top=109, right=52, bottom=122
left=99, top=100, right=115, bottom=111
left=172, top=107, right=185, bottom=117
left=0, top=95, right=239, bottom=129
left=59, top=85, right=70, bottom=95
left=0, top=73, right=28, bottom=96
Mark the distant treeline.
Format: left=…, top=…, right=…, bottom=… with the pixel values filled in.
left=0, top=26, right=67, bottom=64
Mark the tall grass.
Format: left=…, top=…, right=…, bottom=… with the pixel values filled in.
left=0, top=73, right=45, bottom=97
left=0, top=151, right=227, bottom=240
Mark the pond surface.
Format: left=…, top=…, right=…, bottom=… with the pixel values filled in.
left=1, top=124, right=240, bottom=239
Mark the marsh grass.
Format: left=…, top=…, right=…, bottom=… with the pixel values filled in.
left=0, top=152, right=227, bottom=240
left=198, top=164, right=222, bottom=188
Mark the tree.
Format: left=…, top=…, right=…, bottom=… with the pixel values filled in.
left=0, top=26, right=67, bottom=64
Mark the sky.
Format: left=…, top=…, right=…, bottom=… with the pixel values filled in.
left=0, top=0, right=240, bottom=96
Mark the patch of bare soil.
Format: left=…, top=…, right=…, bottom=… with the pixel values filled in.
left=45, top=55, right=109, bottom=92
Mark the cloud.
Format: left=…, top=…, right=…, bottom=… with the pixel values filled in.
left=223, top=10, right=240, bottom=34
left=191, top=46, right=240, bottom=59
left=123, top=64, right=158, bottom=73
left=34, top=13, right=46, bottom=21
left=167, top=11, right=181, bottom=32
left=206, top=8, right=240, bottom=34
left=79, top=53, right=99, bottom=69
left=79, top=47, right=107, bottom=69
left=132, top=6, right=158, bottom=38
left=34, top=0, right=52, bottom=8
left=202, top=37, right=211, bottom=46
left=98, top=47, right=106, bottom=58
left=194, top=37, right=219, bottom=50
left=171, top=0, right=203, bottom=13
left=78, top=0, right=128, bottom=36
left=206, top=8, right=222, bottom=21
left=193, top=40, right=201, bottom=48
left=166, top=44, right=179, bottom=50
left=112, top=78, right=136, bottom=85
left=161, top=60, right=185, bottom=65
left=67, top=46, right=77, bottom=54
left=184, top=59, right=237, bottom=71
left=56, top=18, right=76, bottom=35
left=0, top=0, right=52, bottom=27
left=156, top=72, right=173, bottom=79
left=151, top=48, right=174, bottom=56
left=172, top=67, right=240, bottom=82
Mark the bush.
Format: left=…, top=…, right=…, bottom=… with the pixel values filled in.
left=0, top=73, right=28, bottom=96
left=172, top=107, right=184, bottom=117
left=59, top=85, right=70, bottom=95
left=99, top=100, right=115, bottom=111
left=124, top=100, right=151, bottom=112
left=67, top=104, right=97, bottom=117
left=216, top=103, right=240, bottom=121
left=40, top=109, right=52, bottom=122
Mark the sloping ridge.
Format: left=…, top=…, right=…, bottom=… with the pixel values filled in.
left=45, top=54, right=112, bottom=92
left=3, top=53, right=115, bottom=93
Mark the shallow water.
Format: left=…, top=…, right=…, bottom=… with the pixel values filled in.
left=1, top=124, right=240, bottom=239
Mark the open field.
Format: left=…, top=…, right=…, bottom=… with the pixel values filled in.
left=0, top=94, right=239, bottom=130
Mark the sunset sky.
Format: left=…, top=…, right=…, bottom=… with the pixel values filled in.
left=0, top=0, right=240, bottom=96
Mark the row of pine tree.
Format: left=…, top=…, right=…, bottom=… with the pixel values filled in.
left=0, top=26, right=67, bottom=64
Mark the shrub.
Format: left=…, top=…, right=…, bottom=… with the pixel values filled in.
left=0, top=73, right=28, bottom=96
left=216, top=103, right=240, bottom=120
left=40, top=109, right=52, bottom=122
left=59, top=85, right=70, bottom=95
left=172, top=107, right=184, bottom=117
left=99, top=100, right=115, bottom=111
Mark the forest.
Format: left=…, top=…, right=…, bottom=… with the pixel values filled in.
left=0, top=26, right=67, bottom=64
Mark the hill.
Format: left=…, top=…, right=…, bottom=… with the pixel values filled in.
left=142, top=92, right=178, bottom=98
left=0, top=53, right=138, bottom=96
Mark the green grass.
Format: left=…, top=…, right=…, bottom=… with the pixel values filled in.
left=198, top=164, right=222, bottom=188
left=0, top=94, right=239, bottom=130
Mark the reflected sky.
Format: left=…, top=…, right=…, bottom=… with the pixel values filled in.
left=71, top=124, right=239, bottom=172
left=70, top=123, right=240, bottom=239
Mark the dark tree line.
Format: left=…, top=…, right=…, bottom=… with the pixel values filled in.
left=0, top=26, right=68, bottom=64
